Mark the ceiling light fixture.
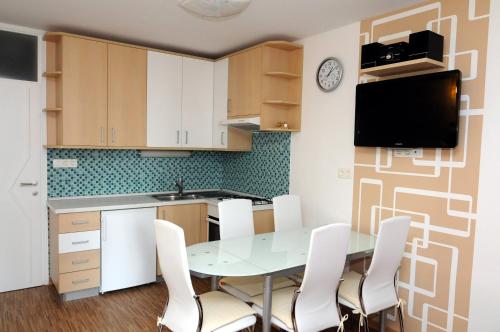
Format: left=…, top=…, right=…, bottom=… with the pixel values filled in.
left=178, top=0, right=252, bottom=18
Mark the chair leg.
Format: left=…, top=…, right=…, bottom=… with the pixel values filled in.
left=363, top=315, right=369, bottom=332
left=397, top=304, right=404, bottom=332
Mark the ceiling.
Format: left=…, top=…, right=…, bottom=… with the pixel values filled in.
left=0, top=0, right=421, bottom=58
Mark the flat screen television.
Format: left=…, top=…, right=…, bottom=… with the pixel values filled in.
left=354, top=70, right=461, bottom=148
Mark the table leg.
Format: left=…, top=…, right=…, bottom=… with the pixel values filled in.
left=262, top=275, right=273, bottom=332
left=211, top=276, right=218, bottom=291
left=379, top=309, right=386, bottom=332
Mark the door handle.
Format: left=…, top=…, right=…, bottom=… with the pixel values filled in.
left=20, top=181, right=38, bottom=186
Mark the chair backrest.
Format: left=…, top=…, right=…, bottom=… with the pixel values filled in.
left=272, top=194, right=303, bottom=232
left=155, top=219, right=199, bottom=332
left=218, top=199, right=254, bottom=240
left=362, top=216, right=411, bottom=314
left=295, top=223, right=351, bottom=331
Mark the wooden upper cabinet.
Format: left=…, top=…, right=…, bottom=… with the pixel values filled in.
left=60, top=36, right=108, bottom=146
left=107, top=44, right=147, bottom=147
left=228, top=47, right=262, bottom=118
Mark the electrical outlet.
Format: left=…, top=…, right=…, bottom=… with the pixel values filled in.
left=53, top=159, right=78, bottom=168
left=394, top=148, right=423, bottom=158
left=337, top=168, right=352, bottom=179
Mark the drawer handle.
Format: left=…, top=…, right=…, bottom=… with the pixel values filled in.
left=71, top=220, right=89, bottom=226
left=72, top=278, right=90, bottom=285
left=72, top=240, right=89, bottom=245
left=72, top=259, right=90, bottom=265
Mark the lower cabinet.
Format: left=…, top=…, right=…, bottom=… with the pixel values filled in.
left=49, top=210, right=101, bottom=294
left=253, top=210, right=275, bottom=234
left=156, top=203, right=208, bottom=275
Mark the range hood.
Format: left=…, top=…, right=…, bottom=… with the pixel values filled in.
left=220, top=117, right=260, bottom=131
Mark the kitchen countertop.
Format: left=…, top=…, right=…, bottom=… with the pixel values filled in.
left=47, top=189, right=274, bottom=214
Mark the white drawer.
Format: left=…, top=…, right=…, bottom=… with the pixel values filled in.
left=59, top=230, right=100, bottom=254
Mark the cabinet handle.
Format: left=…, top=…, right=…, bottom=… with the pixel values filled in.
left=100, top=127, right=104, bottom=144
left=72, top=240, right=89, bottom=245
left=111, top=128, right=116, bottom=143
left=72, top=259, right=90, bottom=265
left=102, top=217, right=107, bottom=242
left=176, top=130, right=180, bottom=145
left=227, top=99, right=231, bottom=113
left=221, top=132, right=224, bottom=145
left=72, top=220, right=88, bottom=226
left=185, top=131, right=188, bottom=145
left=72, top=278, right=90, bottom=285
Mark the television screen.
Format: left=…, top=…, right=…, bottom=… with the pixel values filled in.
left=0, top=30, right=37, bottom=82
left=354, top=70, right=461, bottom=148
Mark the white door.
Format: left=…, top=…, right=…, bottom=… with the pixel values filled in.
left=0, top=78, right=44, bottom=292
left=181, top=57, right=214, bottom=148
left=147, top=51, right=183, bottom=147
left=101, top=208, right=157, bottom=293
left=213, top=58, right=229, bottom=149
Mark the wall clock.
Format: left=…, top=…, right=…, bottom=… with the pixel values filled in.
left=316, top=57, right=343, bottom=92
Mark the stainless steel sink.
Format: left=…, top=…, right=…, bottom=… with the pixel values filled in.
left=152, top=193, right=200, bottom=201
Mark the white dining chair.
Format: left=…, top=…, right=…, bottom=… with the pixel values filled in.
left=218, top=199, right=296, bottom=302
left=251, top=223, right=351, bottom=331
left=338, top=216, right=411, bottom=332
left=155, top=219, right=257, bottom=332
left=272, top=194, right=303, bottom=232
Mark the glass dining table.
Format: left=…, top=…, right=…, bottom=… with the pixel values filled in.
left=186, top=226, right=377, bottom=332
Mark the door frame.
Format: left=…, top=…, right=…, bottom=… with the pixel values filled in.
left=0, top=22, right=48, bottom=285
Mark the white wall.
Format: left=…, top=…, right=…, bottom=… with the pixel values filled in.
left=468, top=1, right=500, bottom=329
left=290, top=22, right=360, bottom=226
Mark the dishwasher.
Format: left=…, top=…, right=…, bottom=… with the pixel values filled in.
left=100, top=208, right=157, bottom=293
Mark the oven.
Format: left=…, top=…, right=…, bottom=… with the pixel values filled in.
left=207, top=215, right=220, bottom=242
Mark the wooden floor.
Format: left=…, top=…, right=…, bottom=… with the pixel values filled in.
left=0, top=277, right=371, bottom=332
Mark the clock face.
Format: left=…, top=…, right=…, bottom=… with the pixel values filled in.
left=317, top=57, right=343, bottom=92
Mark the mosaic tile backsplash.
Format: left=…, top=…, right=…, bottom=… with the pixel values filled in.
left=222, top=132, right=290, bottom=198
left=47, top=132, right=291, bottom=199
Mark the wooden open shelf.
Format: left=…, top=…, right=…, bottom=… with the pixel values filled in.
left=263, top=100, right=300, bottom=106
left=264, top=71, right=301, bottom=79
left=260, top=127, right=301, bottom=132
left=43, top=71, right=62, bottom=78
left=360, top=58, right=445, bottom=77
left=43, top=107, right=62, bottom=112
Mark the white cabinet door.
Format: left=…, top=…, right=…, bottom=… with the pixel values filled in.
left=147, top=51, right=182, bottom=147
left=181, top=57, right=214, bottom=148
left=101, top=208, right=157, bottom=293
left=213, top=58, right=228, bottom=149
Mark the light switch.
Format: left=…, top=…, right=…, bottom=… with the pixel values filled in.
left=337, top=168, right=352, bottom=179
left=53, top=159, right=78, bottom=168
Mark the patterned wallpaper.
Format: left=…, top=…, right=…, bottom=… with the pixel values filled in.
left=353, top=1, right=489, bottom=331
left=47, top=132, right=290, bottom=198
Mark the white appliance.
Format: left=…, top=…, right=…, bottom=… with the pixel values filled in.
left=100, top=208, right=157, bottom=293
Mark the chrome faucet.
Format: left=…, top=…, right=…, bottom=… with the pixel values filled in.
left=175, top=177, right=184, bottom=196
